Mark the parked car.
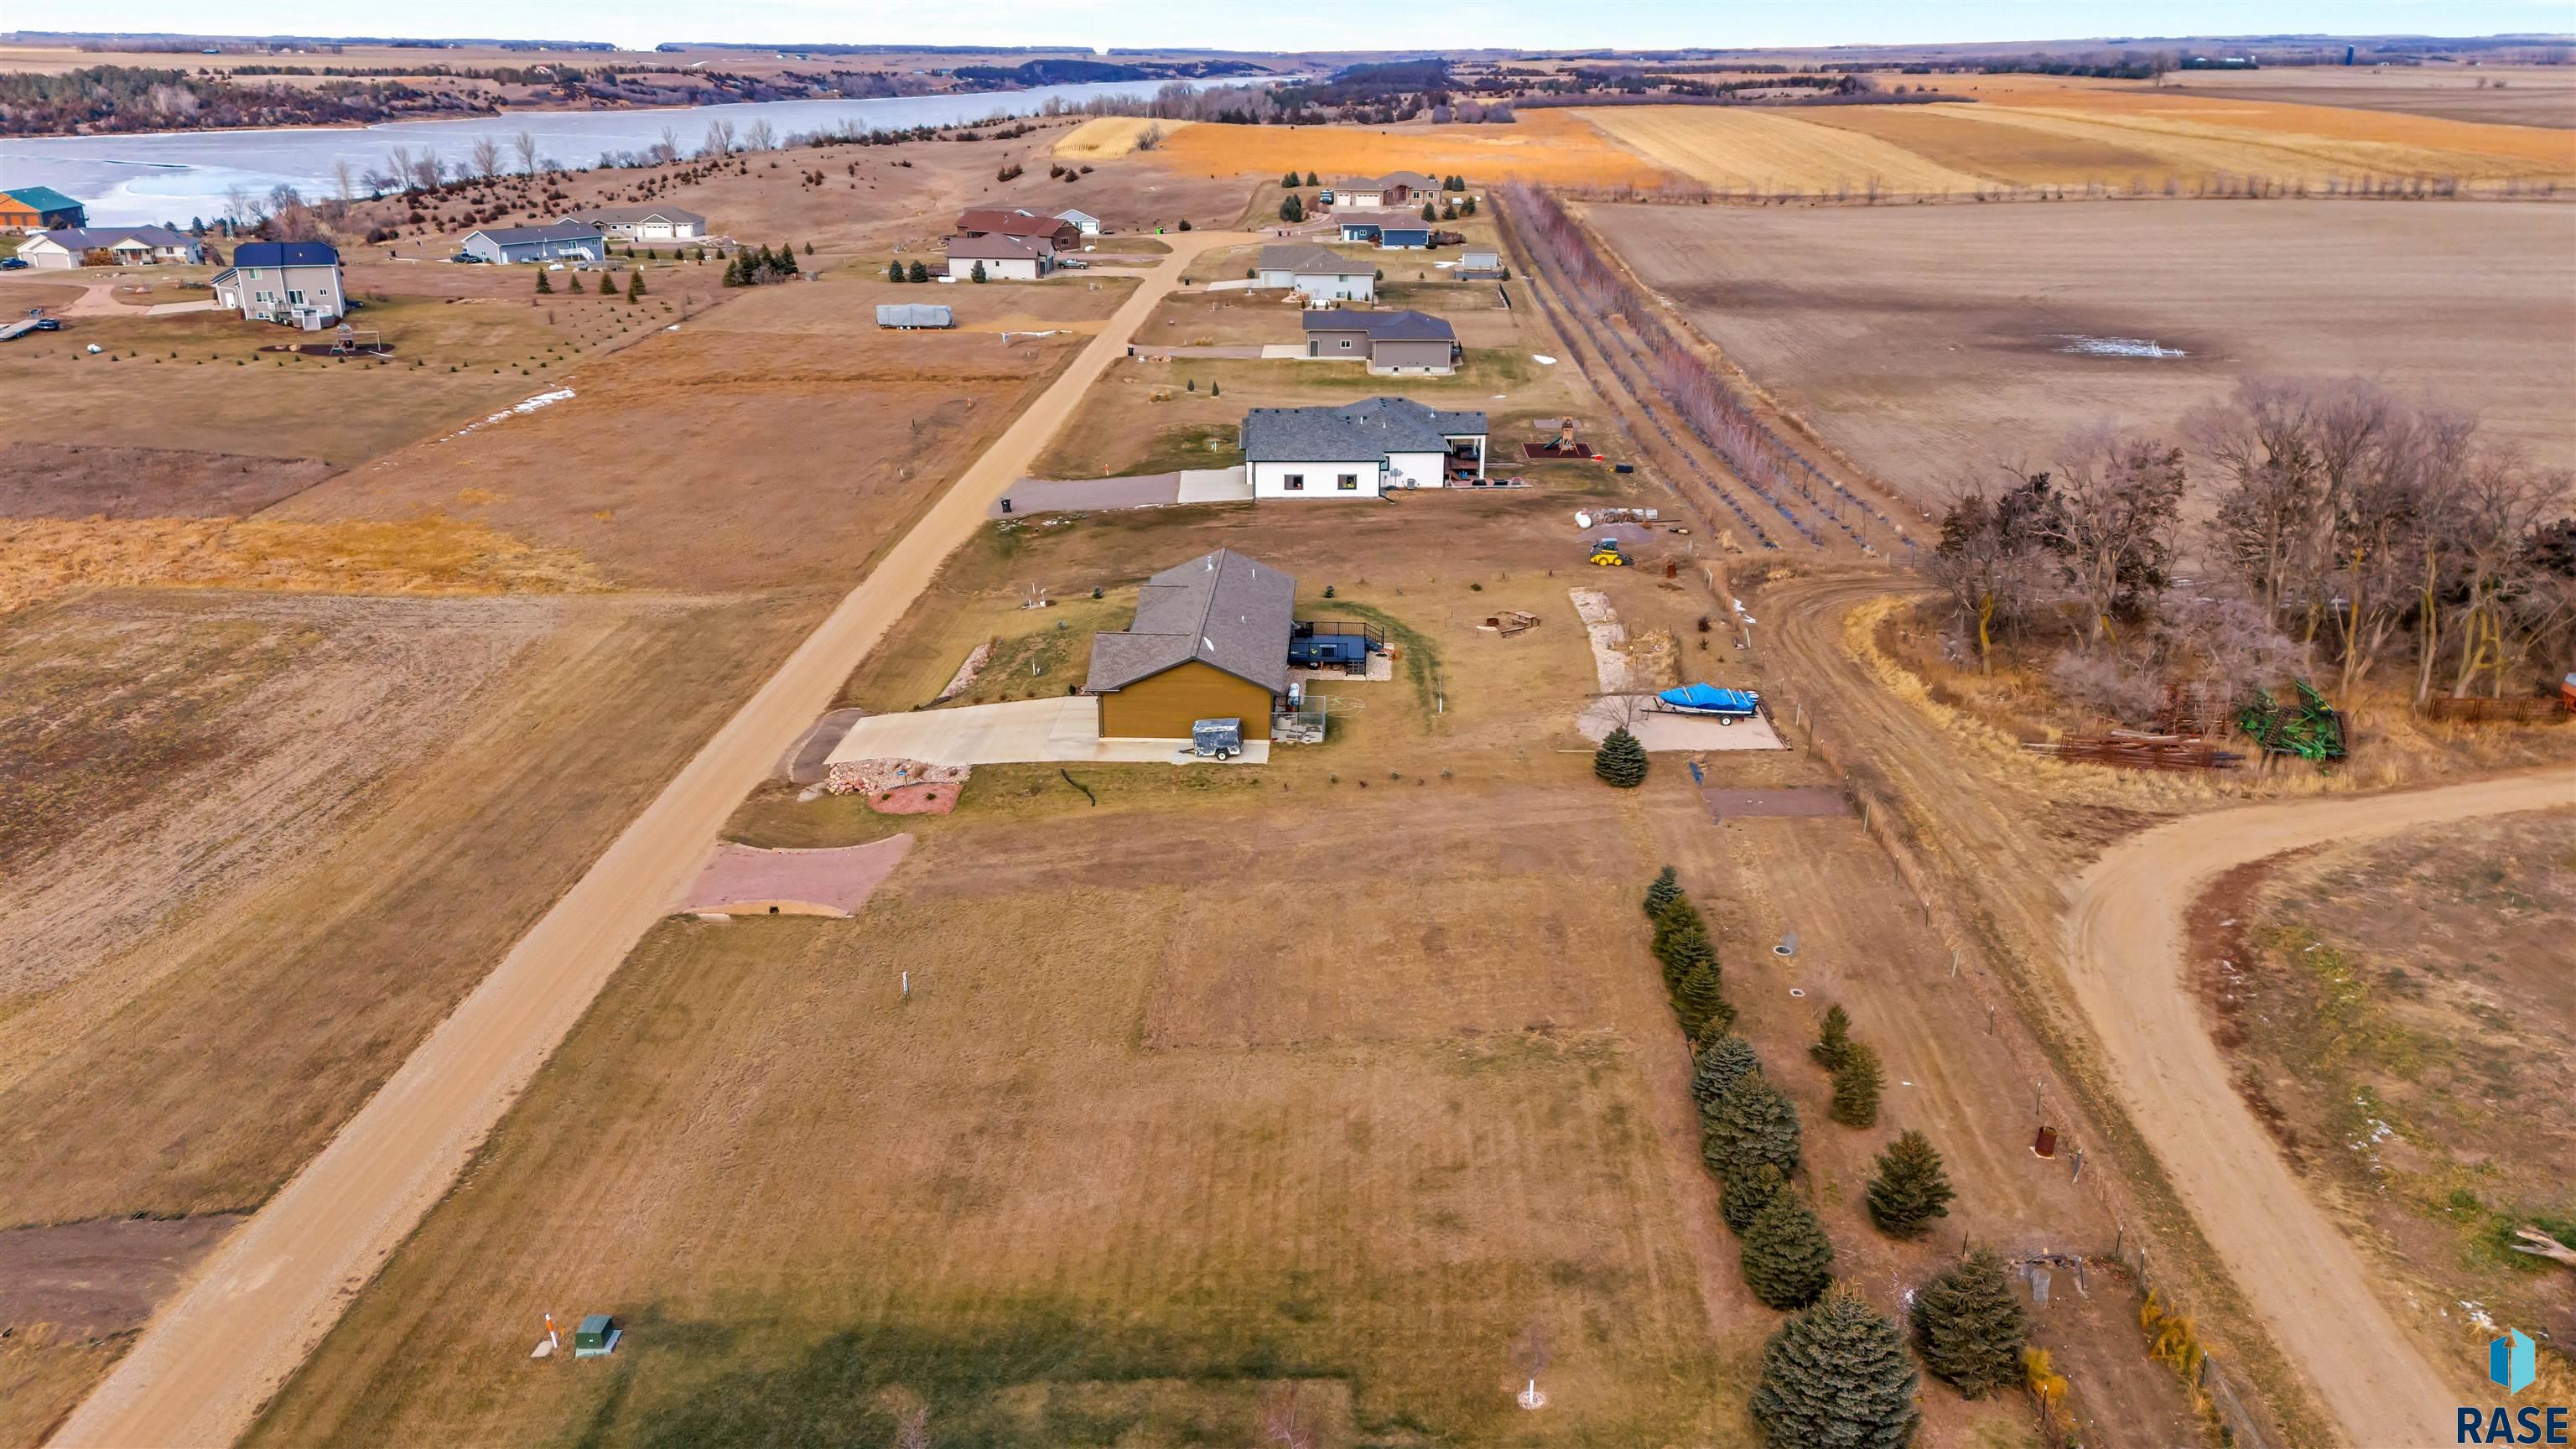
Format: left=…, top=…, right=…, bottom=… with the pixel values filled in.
left=33, top=317, right=63, bottom=331
left=0, top=257, right=28, bottom=270
left=449, top=252, right=484, bottom=263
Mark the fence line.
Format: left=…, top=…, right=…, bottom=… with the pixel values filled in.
left=1784, top=694, right=2277, bottom=1449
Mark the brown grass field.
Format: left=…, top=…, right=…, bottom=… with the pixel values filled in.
left=242, top=478, right=2201, bottom=1446
left=1590, top=199, right=2576, bottom=511
left=1577, top=106, right=1992, bottom=195
left=1147, top=110, right=1675, bottom=188
left=2158, top=64, right=2576, bottom=131
left=2200, top=809, right=2576, bottom=1403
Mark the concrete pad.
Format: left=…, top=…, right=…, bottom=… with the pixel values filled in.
left=823, top=697, right=1270, bottom=767
left=675, top=836, right=912, bottom=917
left=1176, top=466, right=1251, bottom=503
left=144, top=299, right=220, bottom=316
left=1259, top=343, right=1309, bottom=360
left=990, top=473, right=1180, bottom=517
left=1576, top=698, right=1788, bottom=752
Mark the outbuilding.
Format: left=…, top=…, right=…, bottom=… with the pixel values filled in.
left=458, top=221, right=608, bottom=265
left=0, top=186, right=87, bottom=232
left=876, top=302, right=954, bottom=329
left=1086, top=549, right=1296, bottom=741
left=1054, top=208, right=1104, bottom=236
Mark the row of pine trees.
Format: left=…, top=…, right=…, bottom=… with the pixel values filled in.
left=1638, top=865, right=2039, bottom=1444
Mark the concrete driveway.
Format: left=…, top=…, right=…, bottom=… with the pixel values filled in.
left=1577, top=698, right=1787, bottom=752
left=823, top=697, right=1270, bottom=766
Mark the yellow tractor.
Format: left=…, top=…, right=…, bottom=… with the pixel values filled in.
left=1587, top=538, right=1631, bottom=568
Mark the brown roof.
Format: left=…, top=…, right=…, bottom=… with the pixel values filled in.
left=1085, top=549, right=1296, bottom=696
left=956, top=208, right=1076, bottom=240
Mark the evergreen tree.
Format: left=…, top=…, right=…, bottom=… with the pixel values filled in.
left=1177, top=218, right=1192, bottom=231
left=1751, top=1283, right=1921, bottom=1448
left=1690, top=1035, right=1763, bottom=1115
left=971, top=261, right=988, bottom=283
left=1740, top=1190, right=1834, bottom=1309
left=1593, top=725, right=1647, bottom=787
left=1420, top=200, right=1437, bottom=221
left=1281, top=169, right=1302, bottom=187
left=776, top=240, right=793, bottom=271
left=1304, top=170, right=1319, bottom=186
left=723, top=257, right=744, bottom=287
left=1675, top=959, right=1734, bottom=1038
left=626, top=268, right=646, bottom=301
left=596, top=271, right=615, bottom=295
left=1279, top=192, right=1305, bottom=223
left=1642, top=865, right=1680, bottom=919
left=907, top=260, right=929, bottom=283
left=1810, top=1005, right=1852, bottom=1071
left=1865, top=1130, right=1955, bottom=1240
left=1704, top=1076, right=1802, bottom=1184
left=1912, top=1248, right=2029, bottom=1400
left=1831, top=1041, right=1884, bottom=1128
left=1462, top=195, right=1478, bottom=216
left=1651, top=896, right=1712, bottom=991
left=888, top=258, right=905, bottom=283
left=1441, top=197, right=1458, bottom=220
left=1722, top=1160, right=1784, bottom=1234
left=535, top=270, right=552, bottom=294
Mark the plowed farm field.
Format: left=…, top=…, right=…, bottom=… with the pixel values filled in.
left=1147, top=109, right=1672, bottom=187
left=1592, top=199, right=2576, bottom=506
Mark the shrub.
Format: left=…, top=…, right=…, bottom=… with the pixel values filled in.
left=887, top=258, right=905, bottom=283
left=908, top=260, right=928, bottom=283
left=1751, top=1283, right=1920, bottom=1447
left=1593, top=726, right=1647, bottom=787
left=1740, top=1190, right=1834, bottom=1309
left=1912, top=1248, right=2029, bottom=1400
left=971, top=261, right=988, bottom=283
left=1865, top=1130, right=1955, bottom=1239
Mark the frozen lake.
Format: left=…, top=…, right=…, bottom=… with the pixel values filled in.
left=0, top=80, right=1208, bottom=225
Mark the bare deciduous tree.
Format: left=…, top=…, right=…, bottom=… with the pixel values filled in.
left=384, top=145, right=415, bottom=192
left=656, top=125, right=683, bottom=164
left=891, top=1405, right=929, bottom=1449
left=331, top=158, right=356, bottom=203
left=469, top=135, right=503, bottom=180
left=745, top=117, right=776, bottom=151
left=1923, top=472, right=2054, bottom=673
left=2035, top=427, right=2187, bottom=645
left=513, top=129, right=539, bottom=176
left=1258, top=1384, right=1316, bottom=1449
left=701, top=118, right=737, bottom=158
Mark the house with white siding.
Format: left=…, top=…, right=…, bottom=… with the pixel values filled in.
left=18, top=226, right=203, bottom=268
left=946, top=232, right=1052, bottom=280
left=1254, top=243, right=1374, bottom=304
left=1054, top=208, right=1103, bottom=236
left=1239, top=397, right=1487, bottom=499
left=458, top=221, right=608, bottom=265
left=559, top=206, right=707, bottom=242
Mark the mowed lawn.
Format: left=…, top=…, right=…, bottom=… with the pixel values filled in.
left=247, top=787, right=1751, bottom=1446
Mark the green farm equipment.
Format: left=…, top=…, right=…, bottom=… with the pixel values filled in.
left=2237, top=681, right=2347, bottom=770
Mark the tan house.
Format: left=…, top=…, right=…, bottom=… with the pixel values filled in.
left=1085, top=549, right=1295, bottom=740
left=18, top=226, right=203, bottom=268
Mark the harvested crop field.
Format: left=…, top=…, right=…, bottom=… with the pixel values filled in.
left=1053, top=116, right=1197, bottom=159
left=0, top=1216, right=244, bottom=1449
left=1150, top=109, right=1673, bottom=187
left=0, top=442, right=334, bottom=520
left=1594, top=200, right=2576, bottom=504
left=0, top=515, right=601, bottom=615
left=2203, top=809, right=2576, bottom=1378
left=1576, top=106, right=1987, bottom=195
left=2162, top=64, right=2576, bottom=131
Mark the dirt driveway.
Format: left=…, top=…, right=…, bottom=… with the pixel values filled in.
left=48, top=228, right=1266, bottom=1449
left=2068, top=766, right=2576, bottom=1446
left=824, top=697, right=1271, bottom=766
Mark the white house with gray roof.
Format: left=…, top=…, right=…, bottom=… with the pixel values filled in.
left=1254, top=243, right=1373, bottom=303
left=458, top=221, right=607, bottom=265
left=19, top=226, right=202, bottom=268
left=1239, top=397, right=1488, bottom=499
left=559, top=205, right=706, bottom=242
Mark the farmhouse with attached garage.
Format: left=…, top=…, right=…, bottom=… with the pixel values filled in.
left=18, top=226, right=203, bottom=268
left=210, top=241, right=345, bottom=328
left=955, top=207, right=1082, bottom=249
left=1240, top=397, right=1488, bottom=498
left=558, top=205, right=707, bottom=242
left=946, top=232, right=1052, bottom=280
left=1299, top=309, right=1460, bottom=374
left=1328, top=171, right=1439, bottom=210
left=1335, top=210, right=1432, bottom=250
left=458, top=221, right=607, bottom=265
left=1086, top=549, right=1295, bottom=742
left=1255, top=243, right=1374, bottom=303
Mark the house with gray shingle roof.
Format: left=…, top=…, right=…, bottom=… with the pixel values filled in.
left=458, top=221, right=607, bottom=264
left=1299, top=309, right=1460, bottom=374
left=1255, top=243, right=1373, bottom=303
left=559, top=205, right=707, bottom=242
left=18, top=226, right=202, bottom=268
left=1084, top=549, right=1296, bottom=740
left=1239, top=397, right=1488, bottom=499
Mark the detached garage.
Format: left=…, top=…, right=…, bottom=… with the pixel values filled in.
left=1085, top=549, right=1295, bottom=740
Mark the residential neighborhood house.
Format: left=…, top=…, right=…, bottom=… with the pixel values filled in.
left=1054, top=208, right=1104, bottom=236
left=1084, top=549, right=1295, bottom=742
left=946, top=232, right=1053, bottom=280
left=1335, top=210, right=1433, bottom=249
left=1299, top=309, right=1461, bottom=375
left=18, top=226, right=205, bottom=268
left=1327, top=171, right=1441, bottom=210
left=1254, top=243, right=1374, bottom=304
left=954, top=208, right=1081, bottom=249
left=210, top=241, right=345, bottom=328
left=1457, top=247, right=1505, bottom=278
left=1239, top=396, right=1488, bottom=498
left=0, top=186, right=86, bottom=232
left=558, top=205, right=707, bottom=242
left=457, top=221, right=608, bottom=265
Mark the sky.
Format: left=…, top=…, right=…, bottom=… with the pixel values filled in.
left=34, top=0, right=2576, bottom=54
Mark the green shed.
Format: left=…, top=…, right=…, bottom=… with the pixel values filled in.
left=573, top=1314, right=620, bottom=1357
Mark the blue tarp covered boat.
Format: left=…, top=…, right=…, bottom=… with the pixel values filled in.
left=1655, top=684, right=1761, bottom=720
